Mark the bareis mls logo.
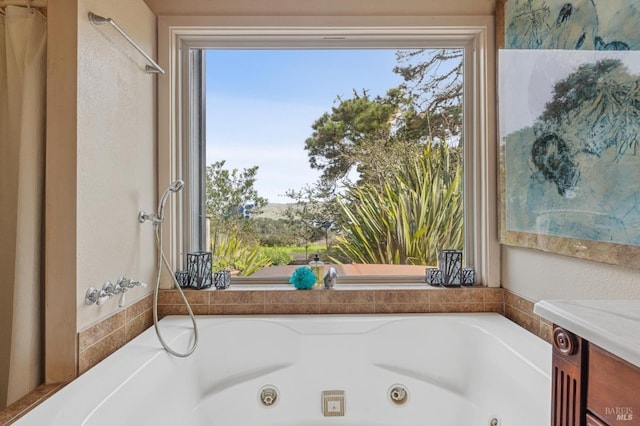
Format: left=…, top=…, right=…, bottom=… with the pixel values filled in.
left=605, top=406, right=634, bottom=421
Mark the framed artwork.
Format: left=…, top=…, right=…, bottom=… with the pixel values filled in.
left=497, top=0, right=640, bottom=267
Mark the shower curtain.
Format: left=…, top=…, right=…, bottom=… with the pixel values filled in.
left=0, top=5, right=47, bottom=409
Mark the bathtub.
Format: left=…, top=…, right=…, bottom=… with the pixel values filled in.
left=15, top=313, right=551, bottom=425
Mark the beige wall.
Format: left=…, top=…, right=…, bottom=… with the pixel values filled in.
left=45, top=0, right=157, bottom=383
left=75, top=0, right=157, bottom=329
left=502, top=246, right=640, bottom=301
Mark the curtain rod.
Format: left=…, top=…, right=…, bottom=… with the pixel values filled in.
left=0, top=0, right=46, bottom=7
left=88, top=12, right=164, bottom=74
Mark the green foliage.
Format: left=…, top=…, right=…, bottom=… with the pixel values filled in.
left=283, top=183, right=336, bottom=248
left=332, top=141, right=463, bottom=266
left=259, top=247, right=294, bottom=266
left=206, top=160, right=269, bottom=242
left=211, top=232, right=271, bottom=276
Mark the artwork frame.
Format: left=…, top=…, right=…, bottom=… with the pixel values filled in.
left=497, top=0, right=640, bottom=269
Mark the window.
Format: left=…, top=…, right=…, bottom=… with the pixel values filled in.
left=158, top=17, right=498, bottom=285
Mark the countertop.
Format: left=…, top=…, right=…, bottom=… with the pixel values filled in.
left=534, top=299, right=640, bottom=368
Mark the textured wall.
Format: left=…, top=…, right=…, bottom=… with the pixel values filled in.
left=75, top=0, right=157, bottom=329
left=502, top=246, right=640, bottom=300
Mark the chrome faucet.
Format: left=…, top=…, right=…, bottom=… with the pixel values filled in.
left=323, top=267, right=338, bottom=289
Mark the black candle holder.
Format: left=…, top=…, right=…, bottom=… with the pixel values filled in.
left=461, top=268, right=476, bottom=286
left=174, top=270, right=191, bottom=288
left=187, top=251, right=213, bottom=289
left=214, top=270, right=231, bottom=289
left=425, top=267, right=443, bottom=286
left=439, top=249, right=462, bottom=287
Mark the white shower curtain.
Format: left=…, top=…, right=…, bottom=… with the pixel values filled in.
left=0, top=5, right=47, bottom=409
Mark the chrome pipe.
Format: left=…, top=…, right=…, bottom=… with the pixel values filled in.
left=88, top=12, right=165, bottom=74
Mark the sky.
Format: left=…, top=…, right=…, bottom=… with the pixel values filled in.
left=205, top=49, right=407, bottom=203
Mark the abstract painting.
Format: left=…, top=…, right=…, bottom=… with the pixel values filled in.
left=499, top=49, right=640, bottom=264
left=503, top=0, right=640, bottom=51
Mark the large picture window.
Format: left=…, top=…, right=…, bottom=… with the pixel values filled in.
left=158, top=18, right=497, bottom=285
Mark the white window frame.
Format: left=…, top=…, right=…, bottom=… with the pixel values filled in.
left=157, top=16, right=499, bottom=287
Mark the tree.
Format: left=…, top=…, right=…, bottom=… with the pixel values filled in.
left=303, top=49, right=464, bottom=190
left=393, top=48, right=464, bottom=146
left=205, top=160, right=268, bottom=242
left=283, top=182, right=335, bottom=259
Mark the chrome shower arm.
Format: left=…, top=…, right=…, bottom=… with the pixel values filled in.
left=88, top=12, right=164, bottom=74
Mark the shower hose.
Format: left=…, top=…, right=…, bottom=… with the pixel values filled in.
left=152, top=222, right=198, bottom=357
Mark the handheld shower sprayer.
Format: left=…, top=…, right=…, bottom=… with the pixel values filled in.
left=138, top=178, right=198, bottom=357
left=138, top=180, right=184, bottom=224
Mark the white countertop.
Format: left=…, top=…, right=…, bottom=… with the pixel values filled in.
left=534, top=300, right=640, bottom=368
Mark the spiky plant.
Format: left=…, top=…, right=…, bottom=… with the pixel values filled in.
left=332, top=141, right=463, bottom=266
left=211, top=231, right=272, bottom=276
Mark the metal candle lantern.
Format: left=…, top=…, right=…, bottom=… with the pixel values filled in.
left=461, top=268, right=476, bottom=286
left=425, top=268, right=443, bottom=286
left=187, top=251, right=213, bottom=289
left=214, top=270, right=231, bottom=289
left=174, top=270, right=191, bottom=288
left=439, top=249, right=462, bottom=287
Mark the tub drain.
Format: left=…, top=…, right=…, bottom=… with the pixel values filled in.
left=258, top=385, right=279, bottom=407
left=388, top=384, right=409, bottom=406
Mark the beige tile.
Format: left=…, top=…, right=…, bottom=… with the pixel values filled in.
left=0, top=383, right=66, bottom=425
left=484, top=302, right=505, bottom=314
left=539, top=321, right=553, bottom=344
left=125, top=309, right=153, bottom=341
left=210, top=290, right=264, bottom=305
left=209, top=304, right=266, bottom=315
left=126, top=294, right=153, bottom=320
left=429, top=302, right=486, bottom=313
left=157, top=304, right=209, bottom=317
left=78, top=327, right=126, bottom=374
left=430, top=288, right=484, bottom=303
left=157, top=289, right=209, bottom=305
left=318, top=290, right=375, bottom=304
left=78, top=311, right=126, bottom=352
left=376, top=290, right=430, bottom=304
left=317, top=303, right=376, bottom=314
left=504, top=305, right=538, bottom=336
left=483, top=288, right=505, bottom=303
left=264, top=304, right=322, bottom=314
left=264, top=290, right=321, bottom=305
left=374, top=303, right=430, bottom=314
left=504, top=291, right=535, bottom=315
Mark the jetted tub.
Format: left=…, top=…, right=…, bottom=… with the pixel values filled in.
left=16, top=314, right=551, bottom=425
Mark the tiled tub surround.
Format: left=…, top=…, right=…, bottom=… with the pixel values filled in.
left=0, top=287, right=551, bottom=424
left=157, top=285, right=506, bottom=316
left=504, top=290, right=553, bottom=343
left=13, top=314, right=552, bottom=425
left=78, top=294, right=153, bottom=374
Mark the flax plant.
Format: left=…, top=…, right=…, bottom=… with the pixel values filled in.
left=332, top=141, right=463, bottom=266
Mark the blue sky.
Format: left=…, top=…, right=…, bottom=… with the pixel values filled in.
left=205, top=49, right=406, bottom=203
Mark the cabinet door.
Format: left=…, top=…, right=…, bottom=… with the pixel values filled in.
left=588, top=345, right=640, bottom=425
left=586, top=413, right=607, bottom=426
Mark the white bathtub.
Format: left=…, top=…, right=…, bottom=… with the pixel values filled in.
left=16, top=314, right=551, bottom=426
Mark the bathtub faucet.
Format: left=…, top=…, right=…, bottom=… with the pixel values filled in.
left=323, top=267, right=338, bottom=289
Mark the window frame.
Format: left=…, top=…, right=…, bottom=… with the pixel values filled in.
left=157, top=16, right=499, bottom=286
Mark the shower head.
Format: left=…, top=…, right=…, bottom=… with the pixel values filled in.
left=157, top=180, right=184, bottom=222
left=138, top=180, right=185, bottom=225
left=168, top=180, right=184, bottom=193
left=88, top=12, right=111, bottom=26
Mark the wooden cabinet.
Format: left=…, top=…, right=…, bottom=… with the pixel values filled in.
left=552, top=326, right=640, bottom=426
